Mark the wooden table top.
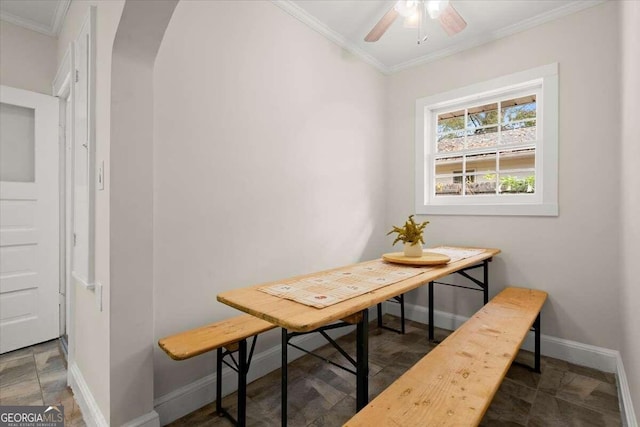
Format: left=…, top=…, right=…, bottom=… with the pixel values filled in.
left=217, top=248, right=500, bottom=332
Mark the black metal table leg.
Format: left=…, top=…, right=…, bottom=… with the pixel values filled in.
left=281, top=328, right=288, bottom=427
left=356, top=309, right=369, bottom=411
left=376, top=296, right=406, bottom=335
left=216, top=347, right=223, bottom=416
left=534, top=314, right=541, bottom=373
left=399, top=294, right=406, bottom=334
left=483, top=259, right=489, bottom=304
left=237, top=339, right=248, bottom=427
left=428, top=281, right=434, bottom=341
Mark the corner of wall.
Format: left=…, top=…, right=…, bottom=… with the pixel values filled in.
left=68, top=362, right=109, bottom=427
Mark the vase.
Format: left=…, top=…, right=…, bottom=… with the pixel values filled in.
left=403, top=242, right=423, bottom=257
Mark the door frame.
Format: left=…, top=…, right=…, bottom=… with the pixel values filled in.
left=53, top=45, right=75, bottom=362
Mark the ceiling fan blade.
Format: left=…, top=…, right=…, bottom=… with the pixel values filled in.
left=438, top=3, right=467, bottom=36
left=365, top=8, right=399, bottom=42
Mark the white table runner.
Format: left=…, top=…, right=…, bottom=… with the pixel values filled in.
left=258, top=247, right=486, bottom=308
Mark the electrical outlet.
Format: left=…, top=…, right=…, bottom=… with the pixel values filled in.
left=95, top=282, right=103, bottom=311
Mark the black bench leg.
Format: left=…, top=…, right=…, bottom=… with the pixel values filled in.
left=428, top=281, right=434, bottom=342
left=356, top=308, right=369, bottom=411
left=216, top=347, right=223, bottom=416
left=483, top=259, right=489, bottom=305
left=376, top=296, right=406, bottom=335
left=237, top=339, right=248, bottom=427
left=399, top=294, right=405, bottom=335
left=281, top=328, right=288, bottom=427
left=534, top=314, right=541, bottom=373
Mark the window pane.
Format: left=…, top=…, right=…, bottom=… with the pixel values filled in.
left=437, top=110, right=465, bottom=153
left=435, top=176, right=462, bottom=196
left=435, top=156, right=463, bottom=175
left=464, top=153, right=496, bottom=195
left=467, top=126, right=498, bottom=149
left=501, top=96, right=536, bottom=123
left=465, top=177, right=497, bottom=195
left=501, top=95, right=537, bottom=145
left=498, top=172, right=535, bottom=194
left=466, top=152, right=496, bottom=175
left=0, top=103, right=35, bottom=182
left=438, top=111, right=465, bottom=131
left=501, top=120, right=536, bottom=144
left=467, top=103, right=498, bottom=129
left=498, top=148, right=535, bottom=171
left=498, top=148, right=535, bottom=194
left=437, top=133, right=465, bottom=152
left=467, top=103, right=499, bottom=149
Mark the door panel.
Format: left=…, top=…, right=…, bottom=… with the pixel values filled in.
left=1, top=199, right=36, bottom=226
left=0, top=198, right=37, bottom=247
left=0, top=288, right=37, bottom=321
left=0, top=85, right=59, bottom=354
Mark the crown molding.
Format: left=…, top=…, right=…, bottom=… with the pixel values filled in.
left=0, top=0, right=70, bottom=37
left=274, top=0, right=606, bottom=75
left=52, top=0, right=72, bottom=36
left=391, top=0, right=606, bottom=73
left=492, top=0, right=606, bottom=40
left=271, top=0, right=391, bottom=74
left=0, top=11, right=54, bottom=36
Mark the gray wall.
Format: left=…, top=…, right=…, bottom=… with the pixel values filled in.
left=385, top=2, right=623, bottom=350
left=152, top=0, right=387, bottom=399
left=0, top=20, right=57, bottom=94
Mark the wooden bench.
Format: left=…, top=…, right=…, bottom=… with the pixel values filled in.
left=158, top=314, right=275, bottom=426
left=344, top=287, right=547, bottom=427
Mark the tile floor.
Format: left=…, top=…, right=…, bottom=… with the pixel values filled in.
left=170, top=315, right=622, bottom=427
left=0, top=316, right=622, bottom=427
left=0, top=339, right=85, bottom=426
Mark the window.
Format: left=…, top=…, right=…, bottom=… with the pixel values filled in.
left=453, top=169, right=475, bottom=185
left=415, top=63, right=558, bottom=216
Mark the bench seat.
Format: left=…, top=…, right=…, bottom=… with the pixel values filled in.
left=158, top=314, right=276, bottom=426
left=344, top=287, right=547, bottom=427
left=158, top=314, right=275, bottom=360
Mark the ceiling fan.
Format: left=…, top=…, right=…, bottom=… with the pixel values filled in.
left=365, top=0, right=467, bottom=43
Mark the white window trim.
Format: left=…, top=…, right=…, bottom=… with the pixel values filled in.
left=415, top=63, right=558, bottom=216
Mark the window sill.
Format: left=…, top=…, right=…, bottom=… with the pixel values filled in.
left=416, top=203, right=558, bottom=216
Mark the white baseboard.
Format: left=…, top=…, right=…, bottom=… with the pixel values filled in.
left=154, top=311, right=371, bottom=425
left=385, top=301, right=619, bottom=372
left=70, top=361, right=160, bottom=427
left=68, top=361, right=109, bottom=427
left=121, top=410, right=160, bottom=427
left=385, top=301, right=637, bottom=425
left=616, top=353, right=638, bottom=427
left=153, top=303, right=637, bottom=426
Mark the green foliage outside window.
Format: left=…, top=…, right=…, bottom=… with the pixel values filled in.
left=484, top=173, right=535, bottom=193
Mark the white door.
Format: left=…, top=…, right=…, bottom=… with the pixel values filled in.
left=0, top=85, right=60, bottom=354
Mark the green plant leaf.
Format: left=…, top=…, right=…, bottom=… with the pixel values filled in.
left=387, top=215, right=429, bottom=246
